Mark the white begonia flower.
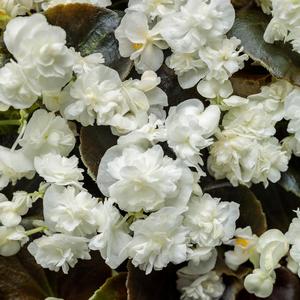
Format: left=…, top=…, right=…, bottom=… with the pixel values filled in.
left=42, top=90, right=63, bottom=112
left=284, top=86, right=300, bottom=142
left=28, top=234, right=91, bottom=274
left=244, top=269, right=276, bottom=298
left=34, top=153, right=84, bottom=187
left=184, top=193, right=240, bottom=247
left=208, top=130, right=288, bottom=187
left=225, top=227, right=258, bottom=271
left=72, top=52, right=105, bottom=75
left=19, top=109, right=75, bottom=157
left=111, top=70, right=168, bottom=135
left=210, top=95, right=249, bottom=111
left=41, top=0, right=111, bottom=10
left=0, top=0, right=33, bottom=17
left=178, top=271, right=225, bottom=300
left=165, top=99, right=220, bottom=170
left=43, top=185, right=98, bottom=236
left=115, top=11, right=168, bottom=72
left=0, top=225, right=28, bottom=256
left=197, top=78, right=233, bottom=99
left=183, top=248, right=218, bottom=276
left=126, top=207, right=188, bottom=274
left=282, top=135, right=300, bottom=157
left=222, top=102, right=276, bottom=139
left=158, top=0, right=235, bottom=53
left=263, top=0, right=300, bottom=54
left=97, top=144, right=194, bottom=212
left=127, top=0, right=184, bottom=19
left=60, top=65, right=122, bottom=126
left=0, top=191, right=35, bottom=226
left=89, top=198, right=132, bottom=269
left=0, top=146, right=35, bottom=190
left=0, top=61, right=40, bottom=109
left=165, top=52, right=207, bottom=89
left=286, top=209, right=300, bottom=245
left=248, top=80, right=294, bottom=122
left=4, top=14, right=74, bottom=91
left=257, top=229, right=289, bottom=272
left=199, top=37, right=248, bottom=84
left=117, top=113, right=167, bottom=146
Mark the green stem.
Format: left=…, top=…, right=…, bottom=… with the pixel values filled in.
left=25, top=226, right=47, bottom=236
left=0, top=119, right=21, bottom=126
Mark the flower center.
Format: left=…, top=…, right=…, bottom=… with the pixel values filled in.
left=235, top=237, right=249, bottom=248
left=132, top=43, right=143, bottom=50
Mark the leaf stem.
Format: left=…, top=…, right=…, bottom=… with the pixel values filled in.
left=0, top=119, right=21, bottom=126
left=25, top=226, right=47, bottom=236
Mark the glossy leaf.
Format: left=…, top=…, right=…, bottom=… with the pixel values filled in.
left=228, top=10, right=300, bottom=86
left=0, top=249, right=53, bottom=300
left=45, top=4, right=132, bottom=79
left=127, top=262, right=180, bottom=300
left=79, top=125, right=117, bottom=180
left=89, top=272, right=127, bottom=300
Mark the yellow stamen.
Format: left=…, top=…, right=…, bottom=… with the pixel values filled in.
left=132, top=43, right=143, bottom=50
left=235, top=238, right=249, bottom=248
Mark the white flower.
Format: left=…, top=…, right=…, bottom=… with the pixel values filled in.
left=42, top=0, right=111, bottom=10
left=184, top=193, right=240, bottom=247
left=199, top=37, right=248, bottom=84
left=60, top=65, right=122, bottom=127
left=97, top=144, right=193, bottom=212
left=72, top=52, right=105, bottom=75
left=43, top=185, right=98, bottom=236
left=0, top=146, right=34, bottom=190
left=178, top=271, right=225, bottom=300
left=166, top=52, right=207, bottom=89
left=126, top=207, right=188, bottom=274
left=248, top=80, right=294, bottom=122
left=210, top=95, right=248, bottom=111
left=288, top=242, right=300, bottom=278
left=286, top=209, right=300, bottom=245
left=197, top=78, right=233, bottom=99
left=111, top=70, right=168, bottom=135
left=127, top=0, right=183, bottom=19
left=27, top=234, right=91, bottom=273
left=89, top=198, right=132, bottom=269
left=222, top=102, right=276, bottom=139
left=225, top=227, right=258, bottom=271
left=19, top=109, right=75, bottom=157
left=0, top=191, right=35, bottom=226
left=166, top=99, right=220, bottom=169
left=115, top=11, right=168, bottom=72
left=0, top=0, right=33, bottom=17
left=284, top=86, right=300, bottom=143
left=0, top=61, right=40, bottom=109
left=34, top=153, right=83, bottom=186
left=208, top=130, right=288, bottom=187
left=244, top=269, right=276, bottom=298
left=257, top=229, right=289, bottom=272
left=4, top=14, right=74, bottom=91
left=0, top=225, right=28, bottom=256
left=158, top=0, right=235, bottom=53
left=42, top=90, right=63, bottom=112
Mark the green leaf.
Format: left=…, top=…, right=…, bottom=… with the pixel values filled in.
left=279, top=168, right=300, bottom=198
left=0, top=249, right=54, bottom=300
left=207, top=185, right=267, bottom=235
left=126, top=262, right=179, bottom=300
left=228, top=10, right=300, bottom=86
left=45, top=3, right=132, bottom=80
left=79, top=125, right=117, bottom=180
left=89, top=273, right=127, bottom=300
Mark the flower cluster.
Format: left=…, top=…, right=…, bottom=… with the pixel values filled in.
left=263, top=0, right=300, bottom=54
left=208, top=80, right=292, bottom=187
left=115, top=0, right=248, bottom=99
